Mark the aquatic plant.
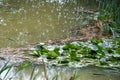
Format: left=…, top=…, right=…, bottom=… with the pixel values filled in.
left=0, top=39, right=120, bottom=79
left=14, top=60, right=37, bottom=80
left=25, top=38, right=120, bottom=68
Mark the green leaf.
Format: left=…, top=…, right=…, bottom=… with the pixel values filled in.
left=17, top=61, right=33, bottom=72
left=90, top=39, right=102, bottom=45
left=69, top=50, right=80, bottom=61
left=53, top=47, right=60, bottom=55
left=63, top=43, right=79, bottom=50
left=31, top=45, right=49, bottom=57
left=46, top=51, right=58, bottom=59
left=33, top=50, right=41, bottom=57
left=116, top=48, right=120, bottom=54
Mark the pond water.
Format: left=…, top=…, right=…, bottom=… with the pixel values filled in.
left=0, top=0, right=98, bottom=48
left=1, top=65, right=120, bottom=80
left=0, top=1, right=120, bottom=80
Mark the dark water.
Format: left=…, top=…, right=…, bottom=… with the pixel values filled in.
left=0, top=0, right=98, bottom=48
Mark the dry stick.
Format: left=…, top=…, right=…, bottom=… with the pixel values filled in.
left=42, top=59, right=48, bottom=80
left=30, top=66, right=36, bottom=80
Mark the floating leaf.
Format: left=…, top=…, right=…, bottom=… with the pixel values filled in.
left=116, top=48, right=120, bottom=54
left=69, top=50, right=80, bottom=61
left=46, top=51, right=58, bottom=59
left=53, top=47, right=60, bottom=55
left=63, top=43, right=79, bottom=50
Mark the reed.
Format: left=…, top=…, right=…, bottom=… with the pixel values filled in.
left=0, top=61, right=13, bottom=80
left=42, top=59, right=48, bottom=80
left=30, top=66, right=36, bottom=80
left=98, top=0, right=120, bottom=37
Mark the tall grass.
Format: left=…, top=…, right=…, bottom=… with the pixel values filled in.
left=97, top=0, right=120, bottom=38
left=0, top=60, right=79, bottom=80
left=0, top=61, right=13, bottom=80
left=0, top=60, right=34, bottom=80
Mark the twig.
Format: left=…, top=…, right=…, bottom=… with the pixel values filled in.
left=42, top=59, right=48, bottom=80
left=30, top=65, right=36, bottom=80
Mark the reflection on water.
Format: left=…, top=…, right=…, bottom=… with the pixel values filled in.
left=1, top=65, right=120, bottom=80
left=0, top=0, right=98, bottom=48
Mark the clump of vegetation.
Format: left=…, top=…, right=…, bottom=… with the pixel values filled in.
left=25, top=39, right=120, bottom=68
left=0, top=60, right=34, bottom=80
left=0, top=61, right=13, bottom=80
left=97, top=0, right=120, bottom=38
left=0, top=59, right=79, bottom=80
